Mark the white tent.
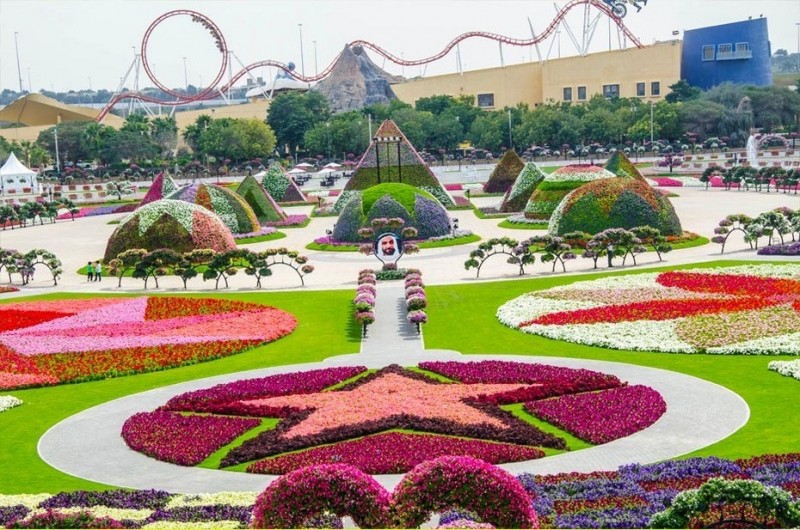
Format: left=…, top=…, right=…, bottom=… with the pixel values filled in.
left=317, top=167, right=336, bottom=175
left=253, top=170, right=267, bottom=179
left=0, top=152, right=38, bottom=194
left=287, top=168, right=306, bottom=175
left=323, top=162, right=343, bottom=170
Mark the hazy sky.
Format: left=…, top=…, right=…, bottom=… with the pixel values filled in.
left=1, top=0, right=799, bottom=93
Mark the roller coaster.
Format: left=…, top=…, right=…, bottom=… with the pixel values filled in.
left=96, top=0, right=645, bottom=122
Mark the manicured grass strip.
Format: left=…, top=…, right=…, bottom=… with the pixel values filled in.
left=199, top=418, right=280, bottom=471
left=472, top=208, right=507, bottom=220
left=498, top=220, right=548, bottom=230
left=423, top=259, right=800, bottom=461
left=235, top=231, right=287, bottom=244
left=0, top=289, right=359, bottom=494
left=305, top=242, right=359, bottom=252
left=501, top=403, right=592, bottom=453
left=668, top=235, right=709, bottom=250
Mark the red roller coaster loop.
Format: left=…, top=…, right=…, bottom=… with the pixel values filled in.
left=97, top=0, right=642, bottom=122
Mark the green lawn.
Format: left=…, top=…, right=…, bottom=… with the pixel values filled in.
left=306, top=234, right=481, bottom=252
left=2, top=259, right=797, bottom=494
left=234, top=231, right=287, bottom=244
left=497, top=220, right=548, bottom=230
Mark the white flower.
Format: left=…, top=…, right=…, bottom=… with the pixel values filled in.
left=141, top=521, right=242, bottom=529
left=520, top=320, right=697, bottom=353
left=166, top=491, right=258, bottom=509
left=0, top=395, right=22, bottom=412
left=769, top=360, right=800, bottom=380
left=0, top=493, right=50, bottom=508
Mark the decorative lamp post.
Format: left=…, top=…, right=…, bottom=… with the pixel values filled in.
left=450, top=218, right=459, bottom=237
left=373, top=134, right=402, bottom=184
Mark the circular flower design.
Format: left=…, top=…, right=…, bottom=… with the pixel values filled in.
left=0, top=297, right=297, bottom=389
left=123, top=361, right=665, bottom=474
left=498, top=264, right=800, bottom=354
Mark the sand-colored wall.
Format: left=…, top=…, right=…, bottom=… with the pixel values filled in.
left=393, top=41, right=682, bottom=109
left=542, top=41, right=682, bottom=103
left=393, top=63, right=544, bottom=109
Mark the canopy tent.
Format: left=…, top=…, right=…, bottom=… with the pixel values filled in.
left=252, top=170, right=267, bottom=179
left=317, top=167, right=336, bottom=175
left=0, top=152, right=38, bottom=193
left=295, top=163, right=315, bottom=169
left=287, top=168, right=307, bottom=175
left=0, top=93, right=105, bottom=126
left=323, top=162, right=343, bottom=170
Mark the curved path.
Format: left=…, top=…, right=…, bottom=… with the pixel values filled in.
left=40, top=281, right=749, bottom=494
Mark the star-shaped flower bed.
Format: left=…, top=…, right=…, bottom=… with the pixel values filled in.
left=497, top=264, right=800, bottom=354
left=123, top=361, right=661, bottom=475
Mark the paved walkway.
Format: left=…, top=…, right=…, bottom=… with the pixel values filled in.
left=39, top=279, right=749, bottom=493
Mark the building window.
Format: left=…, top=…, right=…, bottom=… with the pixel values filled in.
left=602, top=84, right=620, bottom=99
left=636, top=82, right=646, bottom=97
left=563, top=87, right=572, bottom=101
left=735, top=42, right=750, bottom=53
left=702, top=45, right=715, bottom=61
left=577, top=86, right=587, bottom=100
left=477, top=93, right=495, bottom=108
left=651, top=81, right=661, bottom=96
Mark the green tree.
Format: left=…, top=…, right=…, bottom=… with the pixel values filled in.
left=182, top=114, right=213, bottom=153
left=120, top=113, right=150, bottom=135
left=37, top=121, right=92, bottom=165
left=665, top=79, right=701, bottom=103
left=99, top=129, right=158, bottom=164
left=238, top=118, right=277, bottom=160
left=468, top=111, right=506, bottom=152
left=266, top=91, right=330, bottom=156
left=149, top=117, right=178, bottom=158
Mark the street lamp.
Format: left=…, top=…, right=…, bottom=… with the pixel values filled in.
left=182, top=57, right=188, bottom=93
left=450, top=218, right=459, bottom=237
left=649, top=101, right=655, bottom=145
left=54, top=114, right=62, bottom=180
left=298, top=24, right=306, bottom=80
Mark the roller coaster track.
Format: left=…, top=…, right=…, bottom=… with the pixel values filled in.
left=97, top=0, right=642, bottom=122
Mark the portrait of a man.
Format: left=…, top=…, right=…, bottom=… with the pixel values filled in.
left=374, top=233, right=403, bottom=263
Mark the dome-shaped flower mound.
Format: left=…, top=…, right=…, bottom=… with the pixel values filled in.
left=332, top=183, right=450, bottom=242
left=104, top=199, right=236, bottom=261
left=524, top=164, right=617, bottom=220
left=166, top=183, right=260, bottom=234
left=500, top=162, right=547, bottom=213
left=604, top=151, right=648, bottom=182
left=549, top=177, right=683, bottom=236
left=483, top=149, right=525, bottom=194
left=138, top=172, right=178, bottom=208
left=261, top=163, right=306, bottom=202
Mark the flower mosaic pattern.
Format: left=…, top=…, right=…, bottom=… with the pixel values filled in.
left=0, top=297, right=296, bottom=389
left=498, top=264, right=800, bottom=354
left=127, top=361, right=662, bottom=475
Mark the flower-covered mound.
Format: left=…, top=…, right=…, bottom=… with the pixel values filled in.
left=125, top=360, right=668, bottom=475
left=498, top=264, right=800, bottom=354
left=500, top=162, right=547, bottom=213
left=137, top=172, right=178, bottom=208
left=547, top=177, right=683, bottom=236
left=769, top=360, right=800, bottom=381
left=337, top=119, right=454, bottom=208
left=2, top=454, right=798, bottom=529
left=166, top=183, right=260, bottom=234
left=260, top=163, right=306, bottom=203
left=524, top=164, right=617, bottom=220
left=0, top=394, right=22, bottom=412
left=332, top=183, right=450, bottom=242
left=234, top=174, right=287, bottom=224
left=0, top=297, right=297, bottom=389
left=103, top=199, right=237, bottom=261
left=483, top=149, right=525, bottom=194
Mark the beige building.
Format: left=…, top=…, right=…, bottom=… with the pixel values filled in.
left=393, top=40, right=682, bottom=109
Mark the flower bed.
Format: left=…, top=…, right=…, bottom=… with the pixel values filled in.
left=0, top=297, right=297, bottom=389
left=498, top=264, right=800, bottom=354
left=232, top=226, right=277, bottom=240
left=0, top=395, right=22, bottom=412
left=525, top=385, right=666, bottom=443
left=759, top=242, right=800, bottom=256
left=769, top=360, right=800, bottom=381
left=248, top=432, right=544, bottom=474
left=126, top=360, right=666, bottom=475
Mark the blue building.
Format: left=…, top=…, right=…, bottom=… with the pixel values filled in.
left=681, top=18, right=772, bottom=90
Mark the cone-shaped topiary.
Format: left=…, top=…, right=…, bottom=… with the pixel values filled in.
left=604, top=151, right=648, bottom=182
left=332, top=183, right=450, bottom=242
left=524, top=164, right=617, bottom=220
left=548, top=177, right=683, bottom=236
left=166, top=183, right=260, bottom=234
left=104, top=199, right=236, bottom=261
left=261, top=163, right=306, bottom=203
left=336, top=120, right=454, bottom=209
left=500, top=162, right=547, bottom=213
left=138, top=172, right=178, bottom=208
left=236, top=174, right=287, bottom=223
left=484, top=149, right=525, bottom=193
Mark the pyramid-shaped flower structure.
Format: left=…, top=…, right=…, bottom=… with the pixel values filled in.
left=104, top=199, right=236, bottom=261
left=500, top=162, right=547, bottom=213
left=335, top=120, right=454, bottom=210
left=484, top=149, right=525, bottom=194
left=604, top=151, right=648, bottom=182
left=261, top=163, right=306, bottom=203
left=138, top=172, right=178, bottom=208
left=524, top=164, right=617, bottom=220
left=236, top=175, right=287, bottom=224
left=167, top=183, right=260, bottom=234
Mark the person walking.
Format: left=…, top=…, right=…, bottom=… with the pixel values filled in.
left=94, top=261, right=102, bottom=282
left=87, top=261, right=94, bottom=282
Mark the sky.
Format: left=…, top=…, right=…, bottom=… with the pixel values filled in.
left=1, top=0, right=799, bottom=93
